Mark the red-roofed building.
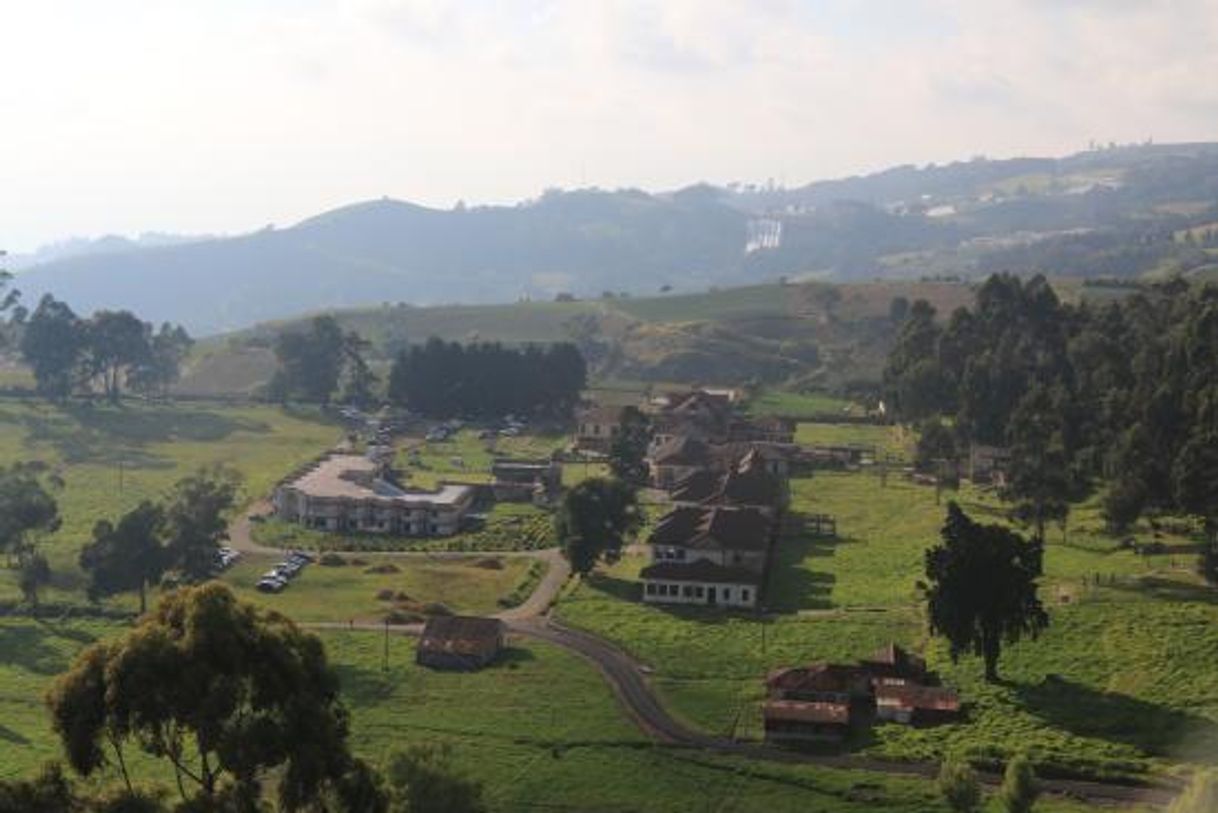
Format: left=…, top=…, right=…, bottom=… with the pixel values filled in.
left=763, top=700, right=852, bottom=743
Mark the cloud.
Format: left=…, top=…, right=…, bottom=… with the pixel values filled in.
left=1, top=0, right=1217, bottom=250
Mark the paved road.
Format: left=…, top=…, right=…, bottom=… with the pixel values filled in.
left=245, top=509, right=1175, bottom=807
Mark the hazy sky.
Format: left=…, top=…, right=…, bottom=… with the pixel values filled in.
left=3, top=0, right=1217, bottom=251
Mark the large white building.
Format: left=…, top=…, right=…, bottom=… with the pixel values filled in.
left=273, top=454, right=475, bottom=537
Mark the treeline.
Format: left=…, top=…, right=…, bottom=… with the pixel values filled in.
left=388, top=338, right=586, bottom=419
left=0, top=281, right=192, bottom=400
left=885, top=273, right=1218, bottom=576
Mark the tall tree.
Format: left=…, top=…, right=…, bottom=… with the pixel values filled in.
left=164, top=469, right=239, bottom=582
left=1003, top=385, right=1076, bottom=543
left=922, top=503, right=1049, bottom=682
left=84, top=310, right=151, bottom=401
left=46, top=583, right=373, bottom=809
left=129, top=323, right=193, bottom=399
left=1172, top=429, right=1218, bottom=583
left=19, top=295, right=85, bottom=399
left=555, top=477, right=642, bottom=576
left=607, top=406, right=652, bottom=485
left=271, top=315, right=347, bottom=404
left=339, top=330, right=379, bottom=408
left=79, top=501, right=168, bottom=613
left=0, top=462, right=61, bottom=605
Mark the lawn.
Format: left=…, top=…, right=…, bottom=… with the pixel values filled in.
left=556, top=467, right=1216, bottom=783
left=396, top=428, right=566, bottom=489
left=0, top=615, right=1124, bottom=812
left=0, top=399, right=340, bottom=604
left=794, top=421, right=914, bottom=461
left=221, top=553, right=535, bottom=622
left=747, top=390, right=858, bottom=420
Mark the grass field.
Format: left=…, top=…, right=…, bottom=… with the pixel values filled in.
left=0, top=615, right=1132, bottom=812
left=222, top=553, right=534, bottom=622
left=795, top=421, right=914, bottom=462
left=746, top=390, right=858, bottom=420
left=556, top=466, right=1214, bottom=783
left=397, top=428, right=567, bottom=489
left=0, top=399, right=341, bottom=604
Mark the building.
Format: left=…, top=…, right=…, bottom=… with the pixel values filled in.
left=860, top=643, right=930, bottom=684
left=650, top=390, right=734, bottom=446
left=763, top=700, right=852, bottom=744
left=648, top=435, right=715, bottom=488
left=968, top=444, right=1011, bottom=483
left=491, top=458, right=562, bottom=503
left=574, top=405, right=625, bottom=452
left=874, top=684, right=961, bottom=725
left=670, top=450, right=788, bottom=516
left=766, top=664, right=872, bottom=705
left=416, top=616, right=506, bottom=670
left=273, top=453, right=475, bottom=537
left=640, top=505, right=773, bottom=608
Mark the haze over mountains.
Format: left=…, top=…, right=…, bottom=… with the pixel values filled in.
left=13, top=142, right=1218, bottom=336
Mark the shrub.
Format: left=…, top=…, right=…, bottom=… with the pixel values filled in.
left=319, top=552, right=348, bottom=567
left=366, top=563, right=401, bottom=575
left=937, top=757, right=981, bottom=813
left=997, top=755, right=1038, bottom=813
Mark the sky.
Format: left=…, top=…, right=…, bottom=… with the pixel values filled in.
left=2, top=0, right=1217, bottom=251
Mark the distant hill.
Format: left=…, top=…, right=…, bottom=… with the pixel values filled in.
left=15, top=142, right=1218, bottom=335
left=176, top=279, right=983, bottom=396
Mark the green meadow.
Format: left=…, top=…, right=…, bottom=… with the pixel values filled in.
left=0, top=616, right=1133, bottom=811
left=556, top=456, right=1214, bottom=784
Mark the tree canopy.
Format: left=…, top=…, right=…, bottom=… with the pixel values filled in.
left=555, top=477, right=642, bottom=576
left=923, top=502, right=1049, bottom=682
left=607, top=406, right=652, bottom=485
left=388, top=338, right=586, bottom=420
left=0, top=462, right=61, bottom=605
left=164, top=469, right=239, bottom=583
left=79, top=501, right=168, bottom=614
left=45, top=583, right=374, bottom=810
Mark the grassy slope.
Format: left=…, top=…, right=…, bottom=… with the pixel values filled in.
left=0, top=399, right=339, bottom=602
left=0, top=617, right=1126, bottom=812
left=556, top=425, right=1214, bottom=780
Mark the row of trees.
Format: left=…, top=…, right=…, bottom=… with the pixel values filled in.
left=15, top=294, right=193, bottom=400
left=886, top=274, right=1218, bottom=576
left=2, top=582, right=487, bottom=812
left=387, top=338, right=586, bottom=419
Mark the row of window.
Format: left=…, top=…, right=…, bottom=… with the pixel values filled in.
left=644, top=582, right=751, bottom=603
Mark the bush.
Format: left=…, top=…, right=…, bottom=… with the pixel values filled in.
left=319, top=552, right=348, bottom=567
left=937, top=757, right=981, bottom=813
left=376, top=589, right=395, bottom=601
left=423, top=602, right=453, bottom=616
left=365, top=563, right=401, bottom=575
left=997, top=755, right=1038, bottom=813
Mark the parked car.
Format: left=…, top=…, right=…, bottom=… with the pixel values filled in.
left=256, top=576, right=287, bottom=593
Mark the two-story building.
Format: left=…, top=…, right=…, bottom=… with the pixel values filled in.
left=272, top=453, right=475, bottom=537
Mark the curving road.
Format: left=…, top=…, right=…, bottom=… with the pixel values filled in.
left=239, top=508, right=1176, bottom=808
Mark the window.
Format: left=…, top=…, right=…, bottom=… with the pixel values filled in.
left=741, top=589, right=751, bottom=603
left=645, top=583, right=656, bottom=595
left=722, top=588, right=732, bottom=600
left=682, top=585, right=693, bottom=598
left=695, top=586, right=704, bottom=598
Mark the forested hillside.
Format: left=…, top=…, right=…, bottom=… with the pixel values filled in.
left=13, top=142, right=1218, bottom=335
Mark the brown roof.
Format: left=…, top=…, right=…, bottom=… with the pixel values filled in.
left=875, top=684, right=960, bottom=712
left=418, top=616, right=504, bottom=656
left=766, top=663, right=865, bottom=695
left=763, top=700, right=851, bottom=725
left=648, top=506, right=772, bottom=552
left=579, top=404, right=626, bottom=424
left=669, top=470, right=720, bottom=502
left=862, top=643, right=927, bottom=675
left=639, top=559, right=762, bottom=586
left=650, top=435, right=713, bottom=466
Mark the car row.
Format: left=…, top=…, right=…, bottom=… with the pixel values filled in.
left=255, top=550, right=315, bottom=593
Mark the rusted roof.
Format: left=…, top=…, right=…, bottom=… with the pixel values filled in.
left=648, top=506, right=772, bottom=552
left=863, top=643, right=927, bottom=675
left=766, top=663, right=865, bottom=694
left=418, top=616, right=504, bottom=656
left=875, top=684, right=960, bottom=712
left=650, top=435, right=713, bottom=466
left=763, top=700, right=851, bottom=725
